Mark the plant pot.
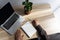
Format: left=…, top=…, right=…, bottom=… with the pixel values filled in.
left=24, top=10, right=31, bottom=15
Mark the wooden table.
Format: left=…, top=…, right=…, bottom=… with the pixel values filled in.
left=0, top=4, right=53, bottom=40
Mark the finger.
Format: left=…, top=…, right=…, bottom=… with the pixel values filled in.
left=21, top=34, right=24, bottom=37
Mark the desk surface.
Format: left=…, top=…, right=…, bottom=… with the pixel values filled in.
left=0, top=14, right=54, bottom=40
left=0, top=4, right=53, bottom=40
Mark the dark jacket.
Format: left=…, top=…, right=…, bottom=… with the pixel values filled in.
left=35, top=25, right=47, bottom=40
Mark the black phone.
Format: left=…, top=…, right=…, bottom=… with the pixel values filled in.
left=29, top=37, right=41, bottom=40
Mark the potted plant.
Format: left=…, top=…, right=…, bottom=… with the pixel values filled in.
left=22, top=0, right=33, bottom=15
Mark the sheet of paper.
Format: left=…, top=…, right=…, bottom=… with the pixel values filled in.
left=21, top=22, right=37, bottom=38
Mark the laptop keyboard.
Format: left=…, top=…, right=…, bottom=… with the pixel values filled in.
left=3, top=13, right=19, bottom=30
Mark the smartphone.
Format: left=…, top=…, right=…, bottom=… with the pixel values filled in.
left=29, top=37, right=41, bottom=40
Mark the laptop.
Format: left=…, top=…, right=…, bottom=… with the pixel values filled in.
left=0, top=2, right=23, bottom=35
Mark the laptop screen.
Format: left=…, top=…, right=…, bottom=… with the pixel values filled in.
left=0, top=2, right=14, bottom=25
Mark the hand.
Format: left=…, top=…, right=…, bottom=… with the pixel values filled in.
left=15, top=29, right=24, bottom=40
left=32, top=19, right=40, bottom=27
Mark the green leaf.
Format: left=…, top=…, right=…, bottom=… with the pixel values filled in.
left=29, top=7, right=32, bottom=11
left=22, top=2, right=25, bottom=5
left=29, top=2, right=33, bottom=6
left=26, top=0, right=29, bottom=2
